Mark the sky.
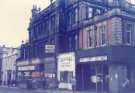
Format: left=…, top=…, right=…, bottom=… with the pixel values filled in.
left=0, top=0, right=50, bottom=47
left=0, top=0, right=134, bottom=48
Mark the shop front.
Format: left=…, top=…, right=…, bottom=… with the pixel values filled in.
left=76, top=46, right=135, bottom=93
left=44, top=57, right=57, bottom=89
left=16, top=59, right=44, bottom=89
left=17, top=65, right=35, bottom=88
left=57, top=52, right=75, bottom=90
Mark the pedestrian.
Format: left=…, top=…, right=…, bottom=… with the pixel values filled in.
left=7, top=79, right=10, bottom=87
left=43, top=78, right=47, bottom=89
left=71, top=77, right=76, bottom=93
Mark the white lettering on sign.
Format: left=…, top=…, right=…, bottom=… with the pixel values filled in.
left=18, top=66, right=35, bottom=71
left=80, top=56, right=107, bottom=62
left=45, top=45, right=55, bottom=53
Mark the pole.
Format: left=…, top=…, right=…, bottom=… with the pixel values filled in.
left=101, top=64, right=104, bottom=92
left=95, top=64, right=98, bottom=93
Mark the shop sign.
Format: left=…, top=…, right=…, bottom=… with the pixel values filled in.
left=45, top=45, right=55, bottom=53
left=44, top=72, right=55, bottom=78
left=16, top=60, right=29, bottom=66
left=32, top=72, right=42, bottom=78
left=80, top=56, right=107, bottom=63
left=32, top=58, right=41, bottom=64
left=24, top=72, right=30, bottom=76
left=58, top=52, right=75, bottom=71
left=18, top=66, right=35, bottom=71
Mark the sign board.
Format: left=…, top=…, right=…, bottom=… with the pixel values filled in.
left=80, top=56, right=107, bottom=63
left=18, top=66, right=35, bottom=71
left=58, top=52, right=75, bottom=71
left=45, top=45, right=55, bottom=53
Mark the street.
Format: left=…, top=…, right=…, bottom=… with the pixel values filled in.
left=0, top=86, right=97, bottom=93
left=0, top=86, right=74, bottom=93
left=0, top=86, right=134, bottom=93
left=0, top=87, right=47, bottom=93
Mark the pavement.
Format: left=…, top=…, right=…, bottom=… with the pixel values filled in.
left=0, top=85, right=107, bottom=93
left=0, top=85, right=134, bottom=93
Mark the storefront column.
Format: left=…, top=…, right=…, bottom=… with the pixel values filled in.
left=109, top=64, right=128, bottom=93
left=130, top=65, right=135, bottom=91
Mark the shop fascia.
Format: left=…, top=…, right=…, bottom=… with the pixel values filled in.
left=18, top=65, right=35, bottom=71
left=57, top=52, right=75, bottom=90
left=79, top=56, right=108, bottom=63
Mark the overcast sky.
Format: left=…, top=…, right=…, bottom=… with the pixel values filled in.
left=0, top=0, right=134, bottom=47
left=0, top=0, right=50, bottom=47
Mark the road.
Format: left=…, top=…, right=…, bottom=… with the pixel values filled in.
left=0, top=87, right=77, bottom=93
left=0, top=87, right=109, bottom=93
left=0, top=87, right=47, bottom=93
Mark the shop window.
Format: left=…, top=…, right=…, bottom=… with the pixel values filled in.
left=60, top=71, right=73, bottom=83
left=126, top=24, right=132, bottom=45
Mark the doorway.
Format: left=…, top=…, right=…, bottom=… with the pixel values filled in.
left=76, top=63, right=109, bottom=92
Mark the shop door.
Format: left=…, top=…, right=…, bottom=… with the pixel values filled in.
left=76, top=63, right=109, bottom=92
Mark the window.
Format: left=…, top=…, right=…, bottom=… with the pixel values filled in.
left=108, top=0, right=113, bottom=3
left=87, top=7, right=93, bottom=18
left=72, top=9, right=76, bottom=24
left=94, top=26, right=98, bottom=47
left=100, top=25, right=106, bottom=45
left=95, top=9, right=101, bottom=15
left=51, top=16, right=55, bottom=34
left=60, top=71, right=73, bottom=83
left=87, top=29, right=93, bottom=47
left=46, top=20, right=49, bottom=35
left=75, top=35, right=78, bottom=49
left=126, top=24, right=132, bottom=45
left=75, top=8, right=78, bottom=23
left=69, top=37, right=72, bottom=51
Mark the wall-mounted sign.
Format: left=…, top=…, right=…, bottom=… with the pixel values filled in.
left=32, top=72, right=42, bottom=78
left=16, top=60, right=29, bottom=66
left=44, top=72, right=55, bottom=78
left=45, top=45, right=55, bottom=53
left=58, top=52, right=75, bottom=71
left=80, top=56, right=107, bottom=63
left=24, top=72, right=30, bottom=76
left=18, top=65, right=35, bottom=71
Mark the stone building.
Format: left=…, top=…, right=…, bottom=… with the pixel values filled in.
left=17, top=0, right=135, bottom=92
left=1, top=46, right=19, bottom=86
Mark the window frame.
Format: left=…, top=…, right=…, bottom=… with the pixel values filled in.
left=125, top=23, right=132, bottom=45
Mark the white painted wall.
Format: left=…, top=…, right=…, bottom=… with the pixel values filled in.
left=1, top=47, right=19, bottom=85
